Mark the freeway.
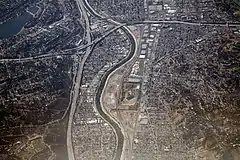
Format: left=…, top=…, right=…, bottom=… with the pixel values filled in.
left=82, top=0, right=137, bottom=160
left=2, top=1, right=238, bottom=159
left=82, top=0, right=240, bottom=27
left=65, top=4, right=240, bottom=159
left=2, top=18, right=240, bottom=63
left=66, top=0, right=92, bottom=160
left=128, top=20, right=240, bottom=27
left=0, top=25, right=124, bottom=63
left=78, top=1, right=240, bottom=159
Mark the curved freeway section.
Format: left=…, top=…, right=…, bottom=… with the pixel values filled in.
left=66, top=0, right=137, bottom=160
left=78, top=2, right=240, bottom=159
left=67, top=0, right=92, bottom=160
left=81, top=0, right=137, bottom=159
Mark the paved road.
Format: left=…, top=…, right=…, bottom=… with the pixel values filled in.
left=0, top=25, right=124, bottom=63
left=129, top=20, right=240, bottom=27
left=2, top=18, right=239, bottom=63
left=66, top=0, right=92, bottom=160
left=82, top=0, right=138, bottom=160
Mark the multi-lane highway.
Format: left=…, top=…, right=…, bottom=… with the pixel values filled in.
left=81, top=0, right=138, bottom=160
left=66, top=0, right=92, bottom=160
left=0, top=25, right=124, bottom=63
left=66, top=1, right=240, bottom=160
left=2, top=18, right=240, bottom=63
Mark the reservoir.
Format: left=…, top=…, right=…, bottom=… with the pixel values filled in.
left=0, top=12, right=33, bottom=39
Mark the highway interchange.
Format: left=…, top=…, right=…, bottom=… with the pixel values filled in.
left=0, top=0, right=239, bottom=159
left=66, top=0, right=137, bottom=160
left=2, top=18, right=240, bottom=63
left=1, top=1, right=240, bottom=159
left=66, top=0, right=92, bottom=159
left=65, top=1, right=240, bottom=160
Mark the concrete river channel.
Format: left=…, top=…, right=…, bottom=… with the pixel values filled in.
left=94, top=27, right=136, bottom=160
